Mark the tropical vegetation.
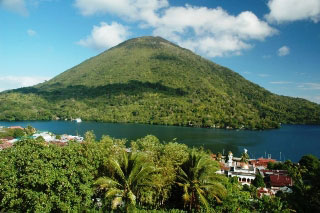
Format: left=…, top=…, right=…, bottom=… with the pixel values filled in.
left=0, top=131, right=319, bottom=212
left=0, top=125, right=35, bottom=138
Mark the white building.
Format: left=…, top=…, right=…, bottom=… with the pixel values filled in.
left=225, top=151, right=256, bottom=185
left=32, top=132, right=55, bottom=142
left=60, top=134, right=83, bottom=142
left=228, top=151, right=233, bottom=167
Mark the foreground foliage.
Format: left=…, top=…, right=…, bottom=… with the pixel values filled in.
left=1, top=37, right=320, bottom=129
left=95, top=151, right=156, bottom=211
left=0, top=139, right=95, bottom=212
left=0, top=133, right=319, bottom=212
left=177, top=149, right=226, bottom=211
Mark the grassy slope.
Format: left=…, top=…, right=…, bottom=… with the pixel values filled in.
left=1, top=36, right=319, bottom=129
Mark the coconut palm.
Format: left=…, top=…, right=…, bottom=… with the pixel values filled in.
left=240, top=152, right=250, bottom=164
left=177, top=149, right=227, bottom=211
left=94, top=151, right=156, bottom=210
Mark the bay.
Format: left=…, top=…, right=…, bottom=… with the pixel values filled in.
left=0, top=121, right=319, bottom=162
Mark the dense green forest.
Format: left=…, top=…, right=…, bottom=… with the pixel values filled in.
left=1, top=36, right=320, bottom=129
left=0, top=133, right=319, bottom=212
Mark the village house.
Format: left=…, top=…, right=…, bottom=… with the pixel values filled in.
left=250, top=157, right=276, bottom=170
left=257, top=187, right=276, bottom=198
left=8, top=126, right=24, bottom=130
left=216, top=149, right=293, bottom=190
left=217, top=150, right=256, bottom=185
left=59, top=134, right=84, bottom=143
left=0, top=141, right=13, bottom=151
left=0, top=136, right=14, bottom=142
left=269, top=174, right=293, bottom=187
left=32, top=132, right=84, bottom=143
left=260, top=169, right=289, bottom=178
left=259, top=169, right=293, bottom=194
left=32, top=131, right=56, bottom=142
left=0, top=136, right=18, bottom=144
left=0, top=126, right=84, bottom=151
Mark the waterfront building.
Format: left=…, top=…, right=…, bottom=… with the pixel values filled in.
left=218, top=150, right=256, bottom=185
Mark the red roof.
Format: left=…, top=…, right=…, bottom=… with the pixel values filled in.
left=251, top=158, right=276, bottom=167
left=218, top=162, right=230, bottom=171
left=257, top=158, right=276, bottom=163
left=257, top=187, right=275, bottom=198
left=0, top=136, right=14, bottom=141
left=0, top=142, right=13, bottom=150
left=270, top=175, right=292, bottom=187
left=9, top=126, right=24, bottom=129
left=211, top=154, right=218, bottom=160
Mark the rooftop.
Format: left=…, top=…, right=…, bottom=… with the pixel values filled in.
left=270, top=175, right=292, bottom=187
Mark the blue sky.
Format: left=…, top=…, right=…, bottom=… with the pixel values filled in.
left=0, top=0, right=320, bottom=103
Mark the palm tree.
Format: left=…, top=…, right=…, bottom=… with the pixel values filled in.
left=94, top=151, right=156, bottom=210
left=240, top=151, right=250, bottom=164
left=177, top=149, right=227, bottom=211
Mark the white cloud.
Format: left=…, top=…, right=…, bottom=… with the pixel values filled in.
left=74, top=0, right=168, bottom=24
left=77, top=22, right=129, bottom=50
left=155, top=7, right=275, bottom=39
left=270, top=81, right=292, bottom=84
left=312, top=96, right=320, bottom=104
left=278, top=46, right=290, bottom=56
left=0, top=0, right=28, bottom=15
left=265, top=0, right=320, bottom=23
left=152, top=6, right=277, bottom=57
left=258, top=74, right=270, bottom=78
left=175, top=35, right=252, bottom=58
left=298, top=83, right=320, bottom=90
left=27, top=29, right=37, bottom=36
left=0, top=76, right=51, bottom=92
left=298, top=95, right=320, bottom=104
left=75, top=1, right=277, bottom=57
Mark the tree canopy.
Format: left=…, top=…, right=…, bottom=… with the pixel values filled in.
left=0, top=131, right=318, bottom=212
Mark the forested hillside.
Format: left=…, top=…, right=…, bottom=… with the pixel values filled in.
left=0, top=36, right=319, bottom=129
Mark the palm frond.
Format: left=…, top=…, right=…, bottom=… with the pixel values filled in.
left=122, top=150, right=129, bottom=171
left=177, top=167, right=189, bottom=183
left=131, top=165, right=156, bottom=186
left=105, top=188, right=123, bottom=198
left=109, top=159, right=126, bottom=182
left=94, top=177, right=122, bottom=189
left=176, top=149, right=227, bottom=211
left=196, top=187, right=209, bottom=210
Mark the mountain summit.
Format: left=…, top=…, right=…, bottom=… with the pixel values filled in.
left=1, top=36, right=319, bottom=129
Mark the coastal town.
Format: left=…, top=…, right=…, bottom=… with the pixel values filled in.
left=0, top=125, right=83, bottom=150
left=214, top=149, right=293, bottom=197
left=1, top=125, right=293, bottom=200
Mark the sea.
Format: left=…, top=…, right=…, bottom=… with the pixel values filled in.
left=0, top=121, right=319, bottom=162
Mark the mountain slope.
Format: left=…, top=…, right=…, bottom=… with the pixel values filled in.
left=1, top=36, right=319, bottom=129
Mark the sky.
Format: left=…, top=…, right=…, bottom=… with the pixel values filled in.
left=0, top=0, right=320, bottom=103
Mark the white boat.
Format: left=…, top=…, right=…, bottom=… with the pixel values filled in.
left=75, top=118, right=82, bottom=123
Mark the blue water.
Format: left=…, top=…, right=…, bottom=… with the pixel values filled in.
left=0, top=121, right=319, bottom=162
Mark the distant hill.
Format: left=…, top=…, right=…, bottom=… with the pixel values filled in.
left=1, top=36, right=319, bottom=129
